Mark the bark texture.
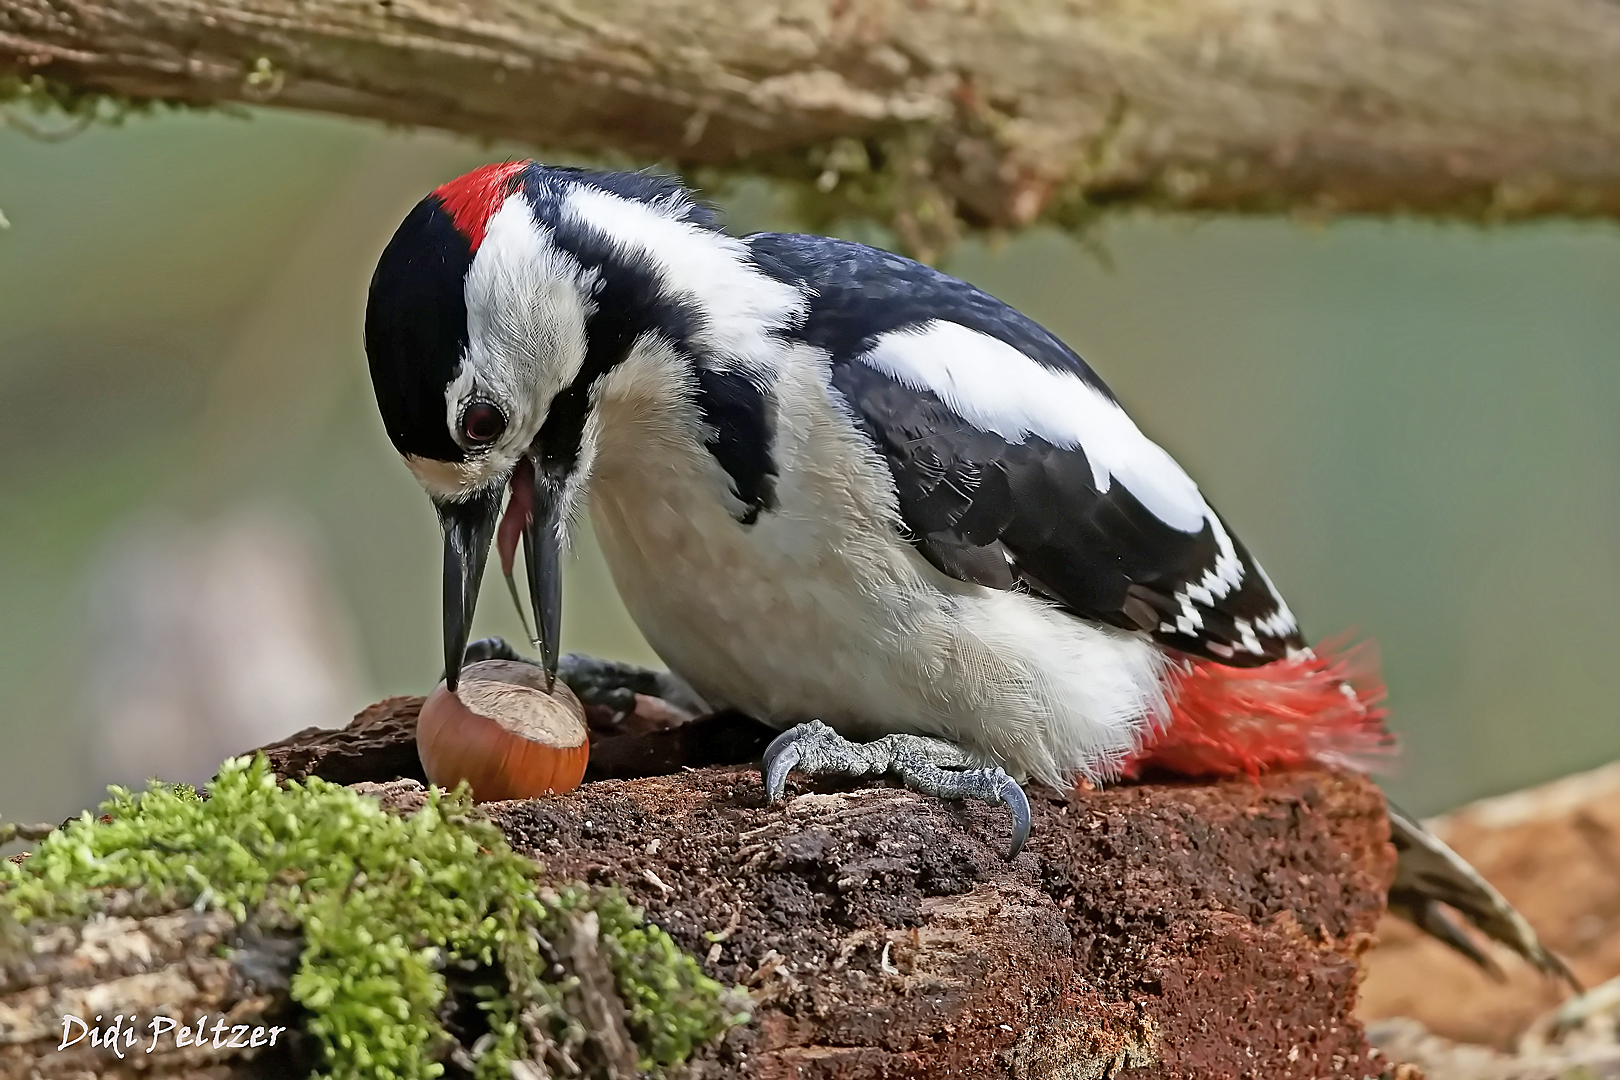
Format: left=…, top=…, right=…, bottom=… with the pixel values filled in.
left=0, top=908, right=315, bottom=1078
left=0, top=872, right=694, bottom=1080
left=0, top=696, right=1403, bottom=1079
left=4, top=0, right=1620, bottom=243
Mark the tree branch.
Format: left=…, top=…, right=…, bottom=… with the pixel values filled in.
left=4, top=0, right=1620, bottom=240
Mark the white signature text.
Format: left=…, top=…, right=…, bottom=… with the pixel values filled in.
left=58, top=1014, right=288, bottom=1059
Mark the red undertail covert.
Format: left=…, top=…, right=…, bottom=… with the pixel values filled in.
left=1123, top=638, right=1393, bottom=781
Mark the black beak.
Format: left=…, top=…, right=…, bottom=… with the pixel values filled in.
left=437, top=459, right=567, bottom=693
left=522, top=463, right=565, bottom=690
left=436, top=487, right=503, bottom=692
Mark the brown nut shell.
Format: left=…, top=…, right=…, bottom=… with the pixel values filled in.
left=417, top=659, right=589, bottom=801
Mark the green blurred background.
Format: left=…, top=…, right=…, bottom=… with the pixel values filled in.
left=2, top=108, right=1616, bottom=824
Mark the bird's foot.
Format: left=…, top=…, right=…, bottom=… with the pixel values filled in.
left=459, top=637, right=708, bottom=731
left=761, top=719, right=1032, bottom=859
left=556, top=651, right=708, bottom=720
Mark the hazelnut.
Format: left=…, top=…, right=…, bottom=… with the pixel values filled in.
left=416, top=659, right=589, bottom=800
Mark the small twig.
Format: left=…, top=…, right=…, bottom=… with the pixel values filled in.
left=704, top=905, right=743, bottom=944
left=640, top=868, right=673, bottom=897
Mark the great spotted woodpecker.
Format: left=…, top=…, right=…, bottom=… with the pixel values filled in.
left=364, top=160, right=1567, bottom=980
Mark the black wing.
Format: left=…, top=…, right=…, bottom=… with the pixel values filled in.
left=748, top=232, right=1304, bottom=666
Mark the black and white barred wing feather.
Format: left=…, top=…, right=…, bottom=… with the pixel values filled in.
left=749, top=232, right=1304, bottom=666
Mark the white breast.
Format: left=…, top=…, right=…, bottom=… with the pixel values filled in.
left=584, top=343, right=1168, bottom=786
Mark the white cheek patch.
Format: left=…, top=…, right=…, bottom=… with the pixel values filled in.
left=450, top=196, right=595, bottom=464
left=860, top=320, right=1209, bottom=535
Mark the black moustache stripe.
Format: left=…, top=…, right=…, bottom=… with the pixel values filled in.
left=524, top=185, right=704, bottom=475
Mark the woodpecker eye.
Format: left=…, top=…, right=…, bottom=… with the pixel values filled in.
left=460, top=402, right=506, bottom=445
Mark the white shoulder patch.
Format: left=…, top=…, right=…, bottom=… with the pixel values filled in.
left=561, top=185, right=805, bottom=368
left=860, top=320, right=1209, bottom=535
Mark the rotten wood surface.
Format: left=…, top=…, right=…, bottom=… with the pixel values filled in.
left=492, top=765, right=1397, bottom=1079
left=4, top=0, right=1620, bottom=242
left=0, top=698, right=1402, bottom=1078
left=256, top=694, right=777, bottom=787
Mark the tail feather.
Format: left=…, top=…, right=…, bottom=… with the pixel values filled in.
left=1122, top=637, right=1574, bottom=986
left=1387, top=804, right=1578, bottom=987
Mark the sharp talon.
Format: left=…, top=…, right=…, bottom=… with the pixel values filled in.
left=754, top=723, right=1034, bottom=854
left=999, top=775, right=1032, bottom=859
left=763, top=728, right=804, bottom=803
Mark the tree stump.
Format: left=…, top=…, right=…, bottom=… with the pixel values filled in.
left=1, top=698, right=1400, bottom=1079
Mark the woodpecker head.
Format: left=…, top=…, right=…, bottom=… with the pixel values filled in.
left=364, top=160, right=721, bottom=689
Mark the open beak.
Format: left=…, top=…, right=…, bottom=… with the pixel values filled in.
left=437, top=487, right=502, bottom=692
left=440, top=456, right=565, bottom=691
left=514, top=457, right=564, bottom=689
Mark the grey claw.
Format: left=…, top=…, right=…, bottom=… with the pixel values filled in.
left=590, top=686, right=638, bottom=718
left=755, top=723, right=1035, bottom=855
left=999, top=775, right=1031, bottom=859
left=762, top=728, right=804, bottom=803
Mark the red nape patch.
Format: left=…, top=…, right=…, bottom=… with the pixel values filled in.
left=433, top=161, right=530, bottom=251
left=1120, top=638, right=1395, bottom=781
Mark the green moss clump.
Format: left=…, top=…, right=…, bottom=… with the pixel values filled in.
left=553, top=887, right=751, bottom=1067
left=0, top=756, right=741, bottom=1078
left=1, top=74, right=149, bottom=134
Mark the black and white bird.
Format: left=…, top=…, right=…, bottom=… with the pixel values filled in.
left=365, top=160, right=1567, bottom=980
